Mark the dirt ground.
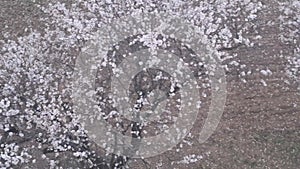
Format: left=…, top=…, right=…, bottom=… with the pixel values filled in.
left=0, top=0, right=299, bottom=169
